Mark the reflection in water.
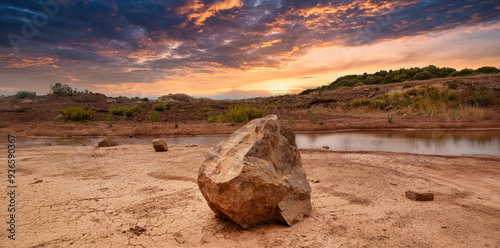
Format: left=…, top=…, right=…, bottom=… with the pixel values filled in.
left=3, top=130, right=500, bottom=156
left=295, top=130, right=500, bottom=156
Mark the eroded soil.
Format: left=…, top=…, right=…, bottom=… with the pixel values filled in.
left=1, top=144, right=499, bottom=247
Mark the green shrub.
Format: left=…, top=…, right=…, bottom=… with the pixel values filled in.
left=446, top=81, right=459, bottom=89
left=201, top=106, right=212, bottom=112
left=109, top=105, right=143, bottom=117
left=13, top=90, right=36, bottom=99
left=50, top=83, right=73, bottom=96
left=207, top=111, right=215, bottom=123
left=451, top=68, right=476, bottom=77
left=387, top=114, right=393, bottom=123
left=148, top=111, right=159, bottom=123
left=308, top=113, right=318, bottom=123
left=226, top=105, right=264, bottom=123
left=153, top=103, right=165, bottom=111
left=174, top=122, right=179, bottom=128
left=264, top=104, right=278, bottom=109
left=351, top=99, right=361, bottom=108
left=462, top=86, right=496, bottom=106
left=103, top=115, right=113, bottom=127
left=60, top=107, right=95, bottom=121
left=216, top=113, right=225, bottom=123
left=476, top=66, right=499, bottom=74
left=288, top=118, right=295, bottom=124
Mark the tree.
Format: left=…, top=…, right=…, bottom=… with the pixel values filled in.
left=50, top=83, right=73, bottom=96
left=413, top=70, right=436, bottom=80
left=476, top=66, right=499, bottom=74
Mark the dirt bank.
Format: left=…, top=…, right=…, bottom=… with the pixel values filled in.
left=1, top=144, right=499, bottom=247
left=0, top=74, right=499, bottom=137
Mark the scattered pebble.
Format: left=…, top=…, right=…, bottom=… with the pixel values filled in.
left=405, top=190, right=434, bottom=201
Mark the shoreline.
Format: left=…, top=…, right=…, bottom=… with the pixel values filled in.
left=2, top=115, right=499, bottom=137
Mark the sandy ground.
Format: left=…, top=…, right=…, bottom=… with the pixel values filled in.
left=1, top=144, right=499, bottom=247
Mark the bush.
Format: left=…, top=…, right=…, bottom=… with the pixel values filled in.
left=308, top=113, right=318, bottom=123
left=109, top=105, right=142, bottom=117
left=13, top=90, right=36, bottom=99
left=148, top=111, right=159, bottom=123
left=103, top=115, right=113, bottom=127
left=207, top=111, right=215, bottom=123
left=60, top=107, right=95, bottom=121
left=462, top=86, right=496, bottom=106
left=451, top=68, right=476, bottom=77
left=201, top=106, right=212, bottom=112
left=174, top=122, right=179, bottom=128
left=153, top=103, right=165, bottom=111
left=413, top=71, right=436, bottom=80
left=51, top=83, right=73, bottom=96
left=476, top=66, right=499, bottom=74
left=216, top=113, right=225, bottom=123
left=446, top=81, right=459, bottom=89
left=226, top=105, right=264, bottom=123
left=264, top=104, right=278, bottom=109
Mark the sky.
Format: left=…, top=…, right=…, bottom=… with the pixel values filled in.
left=0, top=0, right=499, bottom=99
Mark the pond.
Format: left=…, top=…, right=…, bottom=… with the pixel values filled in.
left=295, top=129, right=500, bottom=156
left=3, top=129, right=500, bottom=156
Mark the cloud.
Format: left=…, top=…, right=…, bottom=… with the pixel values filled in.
left=1, top=0, right=499, bottom=97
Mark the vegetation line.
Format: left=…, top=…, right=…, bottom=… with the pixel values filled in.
left=299, top=65, right=499, bottom=95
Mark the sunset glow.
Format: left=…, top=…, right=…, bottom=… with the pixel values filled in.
left=1, top=0, right=499, bottom=99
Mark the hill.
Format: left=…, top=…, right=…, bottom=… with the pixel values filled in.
left=299, top=65, right=499, bottom=95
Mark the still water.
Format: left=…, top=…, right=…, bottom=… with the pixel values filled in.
left=5, top=129, right=500, bottom=156
left=295, top=129, right=500, bottom=156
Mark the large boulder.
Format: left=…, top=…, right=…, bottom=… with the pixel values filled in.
left=197, top=115, right=311, bottom=229
left=98, top=137, right=118, bottom=147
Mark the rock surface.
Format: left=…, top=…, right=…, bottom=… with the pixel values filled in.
left=405, top=190, right=434, bottom=201
left=98, top=137, right=118, bottom=147
left=152, top=139, right=168, bottom=151
left=197, top=115, right=312, bottom=229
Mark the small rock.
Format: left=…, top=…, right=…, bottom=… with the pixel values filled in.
left=405, top=190, right=434, bottom=201
left=21, top=99, right=33, bottom=104
left=129, top=226, right=146, bottom=236
left=390, top=183, right=397, bottom=186
left=152, top=139, right=168, bottom=151
left=98, top=137, right=118, bottom=147
left=322, top=146, right=329, bottom=150
left=310, top=179, right=320, bottom=183
left=31, top=179, right=43, bottom=184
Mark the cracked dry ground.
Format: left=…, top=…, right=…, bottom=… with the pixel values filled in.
left=1, top=144, right=499, bottom=247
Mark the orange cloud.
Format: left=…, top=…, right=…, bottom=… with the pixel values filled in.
left=177, top=0, right=244, bottom=27
left=261, top=39, right=281, bottom=48
left=0, top=54, right=59, bottom=69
